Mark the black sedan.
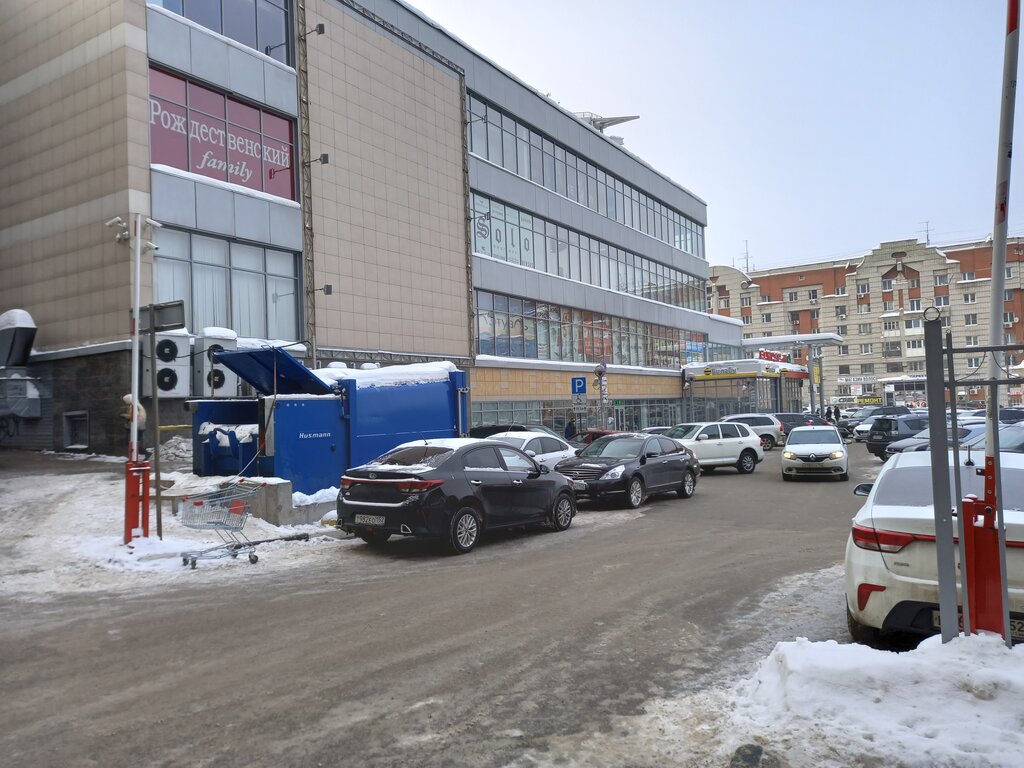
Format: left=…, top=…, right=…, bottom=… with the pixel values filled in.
left=554, top=433, right=699, bottom=508
left=336, top=438, right=576, bottom=554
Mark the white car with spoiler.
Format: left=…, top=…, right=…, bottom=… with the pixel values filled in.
left=844, top=450, right=1024, bottom=645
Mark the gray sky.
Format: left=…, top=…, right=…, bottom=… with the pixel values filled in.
left=408, top=0, right=1024, bottom=270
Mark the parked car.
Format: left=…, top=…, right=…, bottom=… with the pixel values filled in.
left=884, top=423, right=989, bottom=457
left=865, top=415, right=930, bottom=459
left=663, top=421, right=764, bottom=474
left=490, top=431, right=576, bottom=469
left=568, top=429, right=619, bottom=447
left=775, top=412, right=831, bottom=432
left=852, top=415, right=882, bottom=442
left=836, top=404, right=911, bottom=432
left=722, top=413, right=786, bottom=450
left=961, top=422, right=1024, bottom=453
left=555, top=432, right=699, bottom=508
left=844, top=450, right=1024, bottom=645
left=469, top=423, right=561, bottom=439
left=336, top=438, right=576, bottom=554
left=780, top=425, right=849, bottom=481
left=641, top=426, right=672, bottom=434
left=958, top=407, right=1024, bottom=423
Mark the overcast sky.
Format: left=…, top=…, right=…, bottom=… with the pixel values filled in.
left=408, top=0, right=1024, bottom=270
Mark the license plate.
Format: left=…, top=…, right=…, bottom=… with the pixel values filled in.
left=572, top=480, right=587, bottom=492
left=932, top=610, right=1024, bottom=641
left=354, top=514, right=385, bottom=526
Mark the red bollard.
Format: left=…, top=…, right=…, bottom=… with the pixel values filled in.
left=962, top=454, right=1006, bottom=639
left=124, top=460, right=151, bottom=544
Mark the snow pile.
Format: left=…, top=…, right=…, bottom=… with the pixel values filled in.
left=198, top=421, right=259, bottom=443
left=730, top=633, right=1024, bottom=767
left=314, top=360, right=457, bottom=389
left=158, top=435, right=193, bottom=463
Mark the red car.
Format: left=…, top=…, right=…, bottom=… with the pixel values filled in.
left=568, top=429, right=619, bottom=447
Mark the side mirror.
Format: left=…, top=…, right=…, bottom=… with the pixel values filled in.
left=574, top=448, right=582, bottom=455
left=645, top=451, right=659, bottom=459
left=538, top=464, right=550, bottom=475
left=525, top=450, right=536, bottom=457
left=853, top=483, right=873, bottom=497
left=697, top=434, right=709, bottom=441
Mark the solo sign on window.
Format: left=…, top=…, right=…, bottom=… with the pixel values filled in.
left=149, top=67, right=295, bottom=200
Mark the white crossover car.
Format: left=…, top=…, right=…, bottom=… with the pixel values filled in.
left=781, top=425, right=849, bottom=481
left=844, top=450, right=1024, bottom=645
left=663, top=421, right=764, bottom=474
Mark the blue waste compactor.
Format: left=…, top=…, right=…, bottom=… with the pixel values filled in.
left=189, top=348, right=468, bottom=494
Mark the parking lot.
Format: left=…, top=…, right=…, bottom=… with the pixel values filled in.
left=0, top=447, right=876, bottom=767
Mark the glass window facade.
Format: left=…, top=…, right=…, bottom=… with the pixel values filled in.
left=471, top=194, right=705, bottom=311
left=471, top=397, right=681, bottom=433
left=151, top=0, right=291, bottom=65
left=475, top=290, right=736, bottom=367
left=153, top=228, right=300, bottom=340
left=467, top=93, right=705, bottom=258
left=149, top=67, right=295, bottom=199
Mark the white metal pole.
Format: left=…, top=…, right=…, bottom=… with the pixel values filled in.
left=986, top=0, right=1019, bottom=647
left=129, top=212, right=142, bottom=462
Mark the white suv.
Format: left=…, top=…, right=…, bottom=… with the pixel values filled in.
left=722, top=413, right=785, bottom=450
left=663, top=421, right=765, bottom=474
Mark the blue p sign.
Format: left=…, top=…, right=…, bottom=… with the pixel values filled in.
left=571, top=376, right=587, bottom=395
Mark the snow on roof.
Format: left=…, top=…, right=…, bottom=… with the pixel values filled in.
left=314, top=361, right=457, bottom=389
left=201, top=327, right=238, bottom=340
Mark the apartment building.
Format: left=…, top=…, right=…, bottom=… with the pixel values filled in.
left=708, top=238, right=1024, bottom=407
left=0, top=0, right=740, bottom=454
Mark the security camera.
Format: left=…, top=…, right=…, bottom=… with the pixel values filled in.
left=143, top=241, right=159, bottom=251
left=105, top=217, right=125, bottom=228
left=115, top=231, right=131, bottom=242
left=145, top=218, right=162, bottom=229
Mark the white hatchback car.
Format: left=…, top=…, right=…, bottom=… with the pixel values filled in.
left=490, top=431, right=576, bottom=470
left=852, top=415, right=881, bottom=442
left=844, top=450, right=1024, bottom=645
left=781, top=425, right=849, bottom=481
left=663, top=421, right=764, bottom=474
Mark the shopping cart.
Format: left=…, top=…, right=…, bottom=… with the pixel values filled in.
left=179, top=480, right=264, bottom=569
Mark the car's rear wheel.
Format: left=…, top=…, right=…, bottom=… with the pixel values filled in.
left=736, top=450, right=757, bottom=474
left=358, top=531, right=391, bottom=546
left=677, top=469, right=697, bottom=498
left=761, top=434, right=776, bottom=450
left=448, top=508, right=480, bottom=554
left=550, top=493, right=575, bottom=531
left=626, top=476, right=645, bottom=509
left=847, top=604, right=880, bottom=647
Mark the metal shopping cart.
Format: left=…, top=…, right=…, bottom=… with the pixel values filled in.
left=179, top=480, right=264, bottom=569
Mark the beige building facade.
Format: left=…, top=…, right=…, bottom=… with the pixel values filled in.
left=708, top=238, right=1024, bottom=409
left=1, top=0, right=741, bottom=454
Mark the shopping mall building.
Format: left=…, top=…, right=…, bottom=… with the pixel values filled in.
left=0, top=0, right=742, bottom=454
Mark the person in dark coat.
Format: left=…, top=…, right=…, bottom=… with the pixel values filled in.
left=564, top=419, right=577, bottom=440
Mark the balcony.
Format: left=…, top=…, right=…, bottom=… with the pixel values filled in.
left=882, top=349, right=903, bottom=358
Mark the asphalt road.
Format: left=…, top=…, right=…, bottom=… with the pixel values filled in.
left=0, top=448, right=879, bottom=767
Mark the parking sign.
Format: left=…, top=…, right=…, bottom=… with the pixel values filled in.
left=571, top=377, right=587, bottom=395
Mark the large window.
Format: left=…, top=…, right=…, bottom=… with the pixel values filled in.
left=149, top=67, right=295, bottom=199
left=474, top=290, right=725, bottom=368
left=153, top=228, right=300, bottom=341
left=151, top=0, right=291, bottom=65
left=467, top=93, right=705, bottom=258
left=470, top=194, right=705, bottom=311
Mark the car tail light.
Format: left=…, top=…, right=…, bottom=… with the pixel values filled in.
left=395, top=479, right=445, bottom=493
left=341, top=476, right=356, bottom=490
left=851, top=523, right=914, bottom=553
left=857, top=583, right=886, bottom=610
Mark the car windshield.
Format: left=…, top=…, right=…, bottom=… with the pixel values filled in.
left=580, top=437, right=645, bottom=459
left=872, top=464, right=1024, bottom=511
left=664, top=424, right=701, bottom=439
left=852, top=407, right=877, bottom=419
left=787, top=428, right=840, bottom=445
left=962, top=426, right=1024, bottom=453
left=370, top=445, right=452, bottom=468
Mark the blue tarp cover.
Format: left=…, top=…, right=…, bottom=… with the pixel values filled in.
left=213, top=348, right=334, bottom=396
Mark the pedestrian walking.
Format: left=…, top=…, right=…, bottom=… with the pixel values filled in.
left=121, top=393, right=147, bottom=459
